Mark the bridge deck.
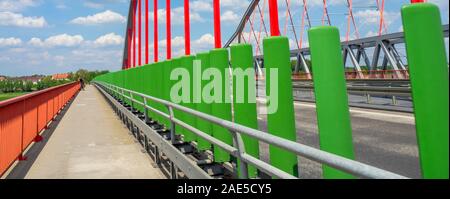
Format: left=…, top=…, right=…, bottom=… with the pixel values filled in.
left=15, top=85, right=164, bottom=179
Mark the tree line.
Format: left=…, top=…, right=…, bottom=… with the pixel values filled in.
left=0, top=70, right=109, bottom=94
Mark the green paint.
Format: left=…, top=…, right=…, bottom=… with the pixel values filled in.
left=263, top=36, right=298, bottom=176
left=142, top=64, right=155, bottom=120
left=402, top=3, right=449, bottom=179
left=163, top=60, right=172, bottom=129
left=195, top=52, right=213, bottom=151
left=181, top=56, right=197, bottom=142
left=308, top=26, right=355, bottom=179
left=230, top=44, right=259, bottom=178
left=171, top=58, right=184, bottom=136
left=133, top=68, right=142, bottom=111
left=136, top=66, right=145, bottom=113
left=210, top=48, right=233, bottom=163
left=155, top=62, right=165, bottom=125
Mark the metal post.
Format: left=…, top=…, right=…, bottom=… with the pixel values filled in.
left=168, top=106, right=176, bottom=144
left=231, top=131, right=249, bottom=179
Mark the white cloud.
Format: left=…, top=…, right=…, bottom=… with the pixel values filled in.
left=0, top=11, right=47, bottom=28
left=0, top=0, right=40, bottom=12
left=193, top=33, right=215, bottom=49
left=354, top=9, right=399, bottom=26
left=191, top=0, right=213, bottom=12
left=45, top=34, right=84, bottom=47
left=83, top=1, right=104, bottom=9
left=28, top=37, right=44, bottom=47
left=70, top=10, right=126, bottom=25
left=148, top=7, right=205, bottom=25
left=0, top=37, right=22, bottom=47
left=94, top=33, right=124, bottom=47
left=221, top=10, right=239, bottom=22
left=28, top=34, right=84, bottom=48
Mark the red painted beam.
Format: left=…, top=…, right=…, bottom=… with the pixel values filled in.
left=128, top=28, right=132, bottom=69
left=132, top=0, right=136, bottom=67
left=145, top=0, right=149, bottom=64
left=184, top=0, right=191, bottom=55
left=138, top=0, right=142, bottom=66
left=268, top=0, right=281, bottom=36
left=213, top=0, right=222, bottom=48
left=411, top=0, right=425, bottom=3
left=154, top=0, right=158, bottom=62
left=166, top=0, right=172, bottom=60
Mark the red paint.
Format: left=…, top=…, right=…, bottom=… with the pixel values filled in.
left=411, top=0, right=424, bottom=3
left=378, top=0, right=386, bottom=36
left=268, top=0, right=280, bottom=36
left=213, top=0, right=222, bottom=48
left=166, top=0, right=172, bottom=60
left=145, top=0, right=149, bottom=64
left=34, top=135, right=43, bottom=142
left=128, top=29, right=132, bottom=68
left=184, top=0, right=191, bottom=55
left=154, top=0, right=158, bottom=62
left=132, top=0, right=136, bottom=67
left=138, top=0, right=142, bottom=66
left=0, top=82, right=81, bottom=177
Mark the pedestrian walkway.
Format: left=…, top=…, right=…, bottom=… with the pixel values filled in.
left=22, top=85, right=165, bottom=179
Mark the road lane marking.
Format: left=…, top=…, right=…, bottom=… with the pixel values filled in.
left=256, top=98, right=415, bottom=120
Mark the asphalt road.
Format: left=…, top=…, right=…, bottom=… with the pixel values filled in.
left=256, top=99, right=420, bottom=179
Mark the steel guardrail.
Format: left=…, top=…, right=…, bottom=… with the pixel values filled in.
left=95, top=81, right=408, bottom=179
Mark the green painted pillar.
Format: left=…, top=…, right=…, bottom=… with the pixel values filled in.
left=158, top=61, right=169, bottom=129
left=137, top=66, right=145, bottom=113
left=155, top=62, right=164, bottom=125
left=132, top=68, right=140, bottom=111
left=195, top=52, right=213, bottom=151
left=124, top=69, right=130, bottom=105
left=170, top=58, right=184, bottom=136
left=263, top=36, right=298, bottom=176
left=163, top=60, right=173, bottom=129
left=142, top=64, right=155, bottom=120
left=402, top=3, right=449, bottom=179
left=308, top=26, right=355, bottom=179
left=230, top=44, right=259, bottom=178
left=181, top=56, right=197, bottom=142
left=150, top=64, right=159, bottom=123
left=210, top=48, right=233, bottom=163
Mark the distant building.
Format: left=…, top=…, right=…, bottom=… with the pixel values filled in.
left=52, top=73, right=70, bottom=80
left=0, top=76, right=5, bottom=81
left=9, top=75, right=44, bottom=84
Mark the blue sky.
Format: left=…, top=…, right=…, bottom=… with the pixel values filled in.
left=0, top=0, right=448, bottom=76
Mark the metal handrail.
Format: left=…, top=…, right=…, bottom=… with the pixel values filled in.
left=95, top=81, right=408, bottom=179
left=0, top=81, right=78, bottom=108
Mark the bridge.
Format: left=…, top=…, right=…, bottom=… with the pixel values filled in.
left=0, top=0, right=448, bottom=179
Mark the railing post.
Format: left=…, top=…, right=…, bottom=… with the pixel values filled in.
left=231, top=131, right=249, bottom=179
left=168, top=106, right=177, bottom=144
left=144, top=98, right=150, bottom=124
left=130, top=92, right=134, bottom=112
left=401, top=2, right=449, bottom=179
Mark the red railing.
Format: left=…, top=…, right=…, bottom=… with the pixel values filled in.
left=0, top=82, right=80, bottom=176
